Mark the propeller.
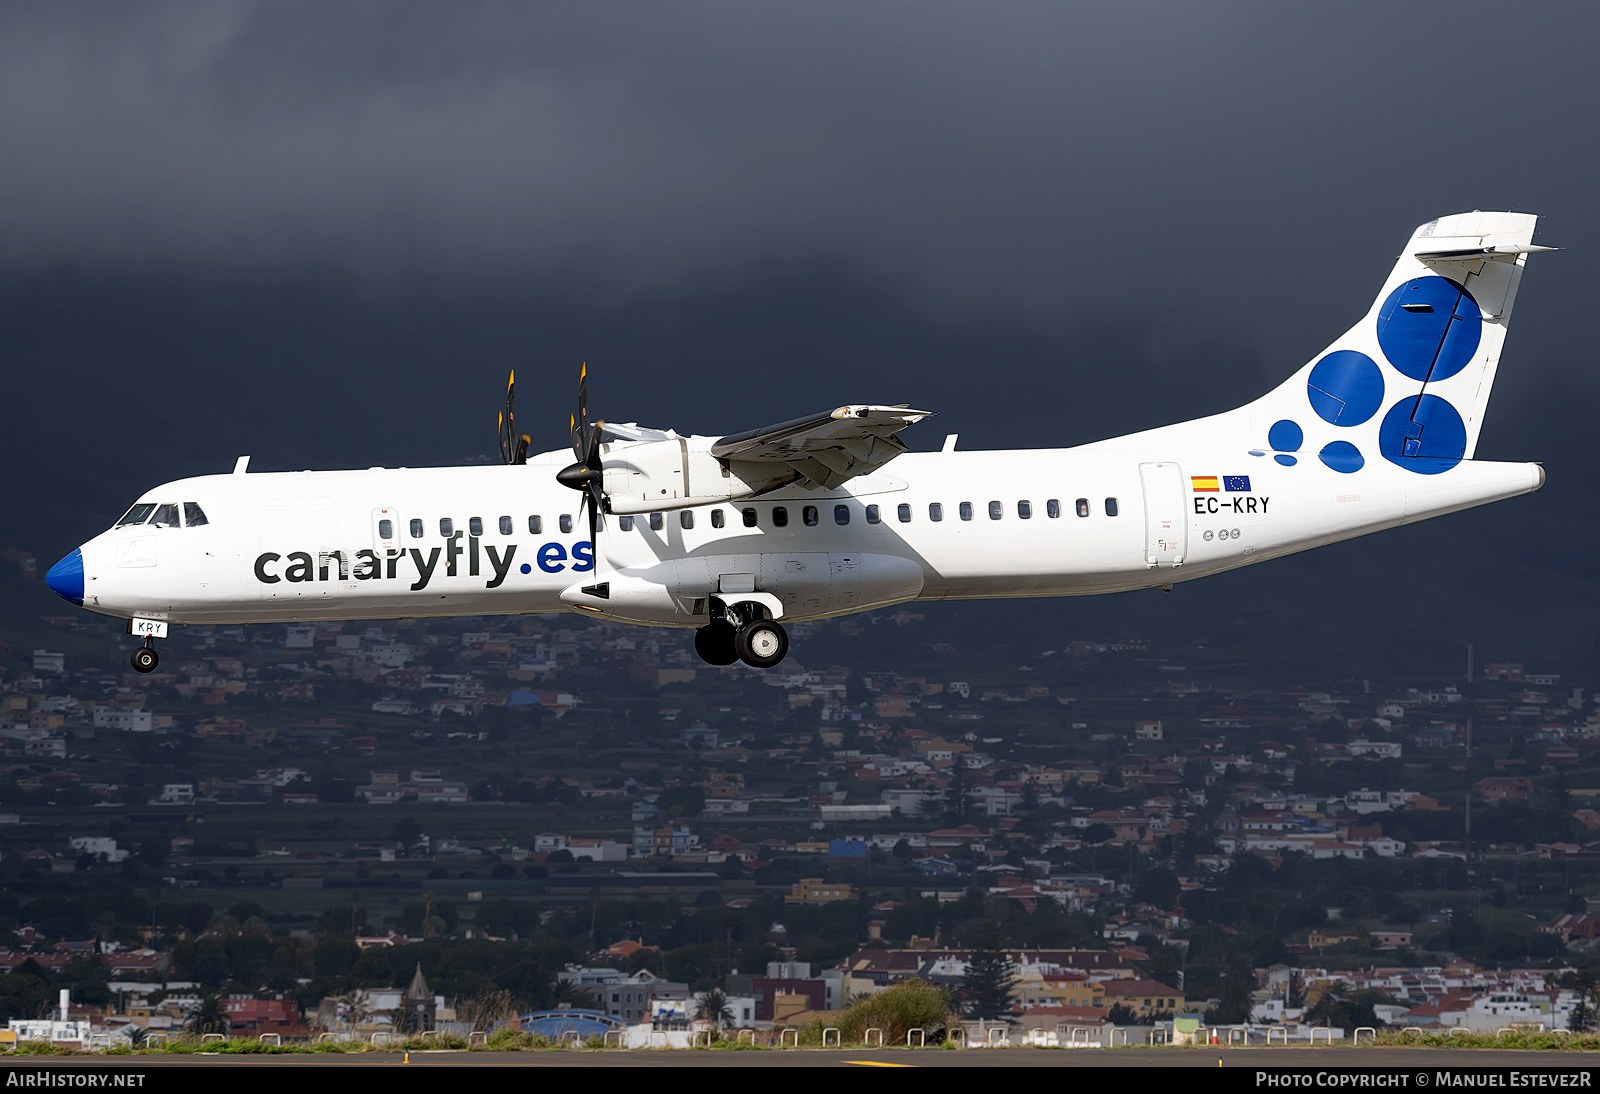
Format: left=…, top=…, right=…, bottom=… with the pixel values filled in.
left=556, top=362, right=606, bottom=544
left=498, top=370, right=530, bottom=465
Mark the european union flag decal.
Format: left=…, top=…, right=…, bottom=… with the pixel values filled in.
left=1223, top=475, right=1252, bottom=492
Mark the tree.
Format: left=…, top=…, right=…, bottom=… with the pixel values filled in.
left=1081, top=823, right=1114, bottom=845
left=187, top=993, right=229, bottom=1035
left=834, top=979, right=953, bottom=1043
left=1570, top=968, right=1597, bottom=1033
left=962, top=939, right=1017, bottom=1019
left=695, top=988, right=734, bottom=1031
left=1133, top=869, right=1180, bottom=909
left=944, top=761, right=968, bottom=825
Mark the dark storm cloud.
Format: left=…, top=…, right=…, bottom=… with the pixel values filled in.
left=0, top=3, right=1594, bottom=348
left=4, top=3, right=1599, bottom=663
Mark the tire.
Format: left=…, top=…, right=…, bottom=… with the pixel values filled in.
left=694, top=623, right=739, bottom=666
left=737, top=620, right=788, bottom=669
left=131, top=646, right=159, bottom=674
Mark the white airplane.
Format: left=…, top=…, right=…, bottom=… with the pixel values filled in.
left=47, top=211, right=1554, bottom=675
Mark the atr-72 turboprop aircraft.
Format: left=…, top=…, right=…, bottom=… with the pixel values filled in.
left=47, top=211, right=1554, bottom=673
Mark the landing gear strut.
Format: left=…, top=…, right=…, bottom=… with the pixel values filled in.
left=694, top=600, right=789, bottom=669
left=130, top=640, right=159, bottom=674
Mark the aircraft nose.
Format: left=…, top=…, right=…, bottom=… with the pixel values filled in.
left=46, top=549, right=84, bottom=606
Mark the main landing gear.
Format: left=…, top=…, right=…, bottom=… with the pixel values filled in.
left=695, top=601, right=789, bottom=669
left=130, top=641, right=159, bottom=674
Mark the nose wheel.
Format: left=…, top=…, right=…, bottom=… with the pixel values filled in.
left=131, top=641, right=159, bottom=674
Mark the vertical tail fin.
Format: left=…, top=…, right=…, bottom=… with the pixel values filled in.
left=1244, top=211, right=1550, bottom=474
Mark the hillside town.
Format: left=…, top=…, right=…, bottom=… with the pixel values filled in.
left=3, top=548, right=1600, bottom=1045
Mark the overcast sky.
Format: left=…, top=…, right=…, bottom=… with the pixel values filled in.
left=7, top=2, right=1600, bottom=657
left=2, top=4, right=1593, bottom=321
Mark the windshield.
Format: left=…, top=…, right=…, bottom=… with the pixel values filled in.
left=115, top=503, right=157, bottom=527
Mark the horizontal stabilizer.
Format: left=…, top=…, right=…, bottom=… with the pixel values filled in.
left=1416, top=243, right=1559, bottom=262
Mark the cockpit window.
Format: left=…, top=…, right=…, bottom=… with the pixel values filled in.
left=150, top=503, right=180, bottom=529
left=116, top=503, right=157, bottom=527
left=184, top=502, right=209, bottom=527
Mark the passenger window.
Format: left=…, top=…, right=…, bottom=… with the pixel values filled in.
left=929, top=503, right=943, bottom=522
left=440, top=517, right=454, bottom=537
left=680, top=511, right=694, bottom=529
left=772, top=507, right=789, bottom=528
left=498, top=515, right=513, bottom=536
left=711, top=509, right=725, bottom=529
left=959, top=502, right=973, bottom=522
left=469, top=516, right=483, bottom=537
left=649, top=512, right=663, bottom=531
left=1047, top=499, right=1061, bottom=519
left=151, top=503, right=180, bottom=529
left=897, top=503, right=911, bottom=523
left=528, top=515, right=543, bottom=534
left=742, top=508, right=758, bottom=528
left=410, top=519, right=424, bottom=538
left=618, top=515, right=634, bottom=531
left=1017, top=500, right=1032, bottom=519
left=988, top=501, right=1002, bottom=520
left=1105, top=497, right=1119, bottom=517
left=378, top=519, right=393, bottom=540
left=116, top=503, right=157, bottom=527
left=835, top=504, right=851, bottom=526
left=560, top=514, right=573, bottom=534
left=803, top=505, right=819, bottom=527
left=1076, top=498, right=1090, bottom=518
left=866, top=504, right=880, bottom=524
left=184, top=502, right=210, bottom=527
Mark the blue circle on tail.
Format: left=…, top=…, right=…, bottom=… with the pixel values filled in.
left=1268, top=419, right=1303, bottom=452
left=1318, top=441, right=1364, bottom=473
left=1377, top=395, right=1467, bottom=474
left=1307, top=351, right=1384, bottom=426
left=1376, top=276, right=1482, bottom=382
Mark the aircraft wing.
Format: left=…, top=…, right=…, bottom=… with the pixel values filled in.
left=710, top=404, right=933, bottom=489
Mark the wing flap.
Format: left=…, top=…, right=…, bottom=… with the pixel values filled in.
left=711, top=404, right=931, bottom=488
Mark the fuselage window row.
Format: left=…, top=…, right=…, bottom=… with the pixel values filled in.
left=390, top=496, right=1116, bottom=542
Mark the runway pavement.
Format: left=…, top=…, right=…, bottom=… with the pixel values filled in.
left=1, top=1047, right=1597, bottom=1067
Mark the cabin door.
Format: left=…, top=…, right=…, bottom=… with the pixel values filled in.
left=1138, top=462, right=1187, bottom=568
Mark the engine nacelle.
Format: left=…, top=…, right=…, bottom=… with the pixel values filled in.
left=601, top=439, right=792, bottom=514
left=561, top=552, right=925, bottom=626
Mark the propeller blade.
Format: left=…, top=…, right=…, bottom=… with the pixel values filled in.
left=499, top=370, right=524, bottom=465
left=560, top=361, right=605, bottom=560
left=587, top=482, right=603, bottom=544
left=571, top=362, right=591, bottom=462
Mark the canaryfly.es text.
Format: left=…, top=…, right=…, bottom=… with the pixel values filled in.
left=254, top=536, right=593, bottom=591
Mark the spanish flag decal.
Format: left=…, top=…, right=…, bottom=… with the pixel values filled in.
left=1190, top=475, right=1220, bottom=492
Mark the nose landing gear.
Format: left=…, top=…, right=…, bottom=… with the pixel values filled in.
left=130, top=641, right=159, bottom=674
left=694, top=599, right=789, bottom=669
left=126, top=617, right=167, bottom=674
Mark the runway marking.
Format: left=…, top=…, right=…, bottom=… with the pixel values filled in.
left=843, top=1060, right=917, bottom=1067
